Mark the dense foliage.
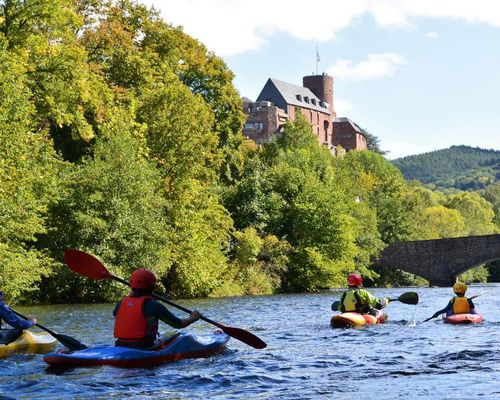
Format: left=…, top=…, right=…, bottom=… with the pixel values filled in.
left=392, top=145, right=500, bottom=191
left=1, top=0, right=498, bottom=304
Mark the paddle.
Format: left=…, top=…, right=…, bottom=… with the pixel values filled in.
left=64, top=249, right=267, bottom=349
left=10, top=309, right=87, bottom=351
left=388, top=292, right=419, bottom=305
left=331, top=291, right=418, bottom=311
left=424, top=290, right=489, bottom=322
left=469, top=289, right=492, bottom=300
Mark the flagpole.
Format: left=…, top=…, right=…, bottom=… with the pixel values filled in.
left=316, top=46, right=320, bottom=75
left=316, top=46, right=318, bottom=75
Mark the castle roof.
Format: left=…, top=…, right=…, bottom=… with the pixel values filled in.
left=334, top=117, right=366, bottom=136
left=257, top=78, right=329, bottom=113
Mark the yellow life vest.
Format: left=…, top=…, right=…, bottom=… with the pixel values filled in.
left=452, top=296, right=470, bottom=314
left=341, top=289, right=361, bottom=312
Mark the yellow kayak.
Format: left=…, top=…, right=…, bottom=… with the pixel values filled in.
left=0, top=330, right=58, bottom=358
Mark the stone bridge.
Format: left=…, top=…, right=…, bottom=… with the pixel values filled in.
left=373, top=234, right=500, bottom=286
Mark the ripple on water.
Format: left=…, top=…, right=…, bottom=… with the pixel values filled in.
left=3, top=287, right=500, bottom=399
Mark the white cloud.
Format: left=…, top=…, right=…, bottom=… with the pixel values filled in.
left=426, top=31, right=439, bottom=38
left=328, top=53, right=406, bottom=81
left=145, top=0, right=500, bottom=56
left=333, top=99, right=352, bottom=115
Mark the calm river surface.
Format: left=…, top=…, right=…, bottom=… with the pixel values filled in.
left=1, top=284, right=499, bottom=399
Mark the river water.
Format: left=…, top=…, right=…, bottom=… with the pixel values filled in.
left=1, top=284, right=498, bottom=399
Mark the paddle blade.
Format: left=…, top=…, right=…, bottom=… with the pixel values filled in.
left=398, top=292, right=419, bottom=305
left=64, top=249, right=112, bottom=280
left=331, top=301, right=340, bottom=311
left=53, top=333, right=88, bottom=351
left=217, top=324, right=267, bottom=349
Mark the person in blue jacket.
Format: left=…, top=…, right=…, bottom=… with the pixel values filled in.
left=0, top=291, right=37, bottom=344
left=428, top=282, right=477, bottom=319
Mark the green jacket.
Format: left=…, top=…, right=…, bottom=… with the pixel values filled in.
left=338, top=288, right=381, bottom=313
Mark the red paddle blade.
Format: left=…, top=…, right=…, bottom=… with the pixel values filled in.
left=64, top=249, right=113, bottom=280
left=219, top=325, right=267, bottom=349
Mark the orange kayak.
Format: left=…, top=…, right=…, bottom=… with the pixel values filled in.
left=442, top=313, right=483, bottom=324
left=330, top=311, right=388, bottom=328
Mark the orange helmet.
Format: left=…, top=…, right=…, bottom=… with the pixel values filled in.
left=347, top=273, right=363, bottom=286
left=453, top=281, right=467, bottom=295
left=130, top=269, right=157, bottom=290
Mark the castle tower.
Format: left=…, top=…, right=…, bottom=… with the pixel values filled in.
left=302, top=74, right=334, bottom=116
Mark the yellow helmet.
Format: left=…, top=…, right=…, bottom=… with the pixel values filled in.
left=453, top=281, right=467, bottom=294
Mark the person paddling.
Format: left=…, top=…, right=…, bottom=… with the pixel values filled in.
left=426, top=282, right=477, bottom=321
left=113, top=269, right=201, bottom=350
left=337, top=273, right=389, bottom=317
left=0, top=291, right=37, bottom=344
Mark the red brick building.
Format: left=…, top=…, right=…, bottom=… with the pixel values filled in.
left=332, top=117, right=368, bottom=151
left=242, top=74, right=367, bottom=152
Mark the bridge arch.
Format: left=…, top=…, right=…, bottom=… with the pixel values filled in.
left=373, top=234, right=500, bottom=286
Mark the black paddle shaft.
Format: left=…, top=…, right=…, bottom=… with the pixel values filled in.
left=112, top=275, right=223, bottom=327
left=11, top=309, right=87, bottom=351
left=111, top=274, right=267, bottom=348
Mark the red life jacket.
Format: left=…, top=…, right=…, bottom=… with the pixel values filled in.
left=114, top=296, right=156, bottom=341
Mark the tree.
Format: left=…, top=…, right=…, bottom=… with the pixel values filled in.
left=481, top=182, right=500, bottom=228
left=0, top=43, right=61, bottom=303
left=338, top=150, right=415, bottom=244
left=446, top=192, right=497, bottom=235
left=40, top=119, right=170, bottom=302
left=359, top=127, right=387, bottom=155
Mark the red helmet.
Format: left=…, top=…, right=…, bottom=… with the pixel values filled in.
left=130, top=269, right=157, bottom=290
left=347, top=273, right=363, bottom=286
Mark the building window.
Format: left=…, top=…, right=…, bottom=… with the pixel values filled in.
left=311, top=99, right=316, bottom=105
left=342, top=133, right=352, bottom=139
left=244, top=122, right=264, bottom=130
left=296, top=95, right=302, bottom=101
left=304, top=97, right=309, bottom=103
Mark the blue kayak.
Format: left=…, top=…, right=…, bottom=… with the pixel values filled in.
left=43, top=331, right=229, bottom=368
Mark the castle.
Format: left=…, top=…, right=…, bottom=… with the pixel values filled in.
left=242, top=74, right=367, bottom=153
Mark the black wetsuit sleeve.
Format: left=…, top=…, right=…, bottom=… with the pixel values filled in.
left=468, top=298, right=475, bottom=309
left=112, top=301, right=121, bottom=317
left=338, top=293, right=346, bottom=313
left=436, top=300, right=454, bottom=316
left=145, top=300, right=184, bottom=329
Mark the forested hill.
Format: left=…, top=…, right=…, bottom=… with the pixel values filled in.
left=392, top=146, right=500, bottom=191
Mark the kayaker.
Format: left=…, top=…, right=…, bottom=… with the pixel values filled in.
left=432, top=282, right=477, bottom=317
left=113, top=268, right=201, bottom=349
left=0, top=291, right=37, bottom=344
left=337, top=273, right=388, bottom=317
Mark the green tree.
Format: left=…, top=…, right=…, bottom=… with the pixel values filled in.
left=481, top=182, right=500, bottom=228
left=413, top=205, right=467, bottom=240
left=446, top=192, right=497, bottom=235
left=41, top=118, right=170, bottom=302
left=0, top=43, right=61, bottom=303
left=262, top=117, right=366, bottom=291
left=338, top=150, right=415, bottom=244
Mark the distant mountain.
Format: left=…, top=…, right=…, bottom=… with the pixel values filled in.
left=391, top=145, right=500, bottom=191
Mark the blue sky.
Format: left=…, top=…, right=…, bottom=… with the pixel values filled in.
left=145, top=0, right=500, bottom=159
